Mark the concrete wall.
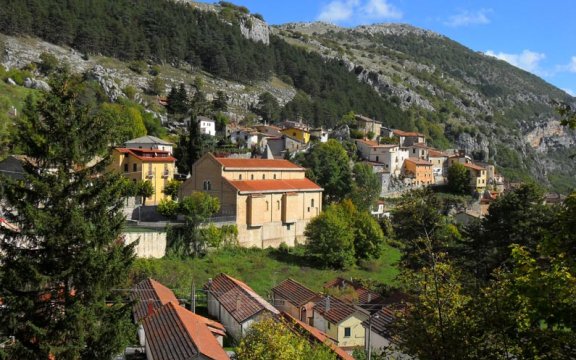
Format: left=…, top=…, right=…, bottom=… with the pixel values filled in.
left=337, top=315, right=368, bottom=348
left=123, top=232, right=167, bottom=258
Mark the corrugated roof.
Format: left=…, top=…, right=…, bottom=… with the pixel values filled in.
left=142, top=302, right=229, bottom=360
left=115, top=148, right=176, bottom=163
left=272, top=279, right=321, bottom=307
left=282, top=313, right=355, bottom=360
left=405, top=158, right=433, bottom=166
left=226, top=178, right=322, bottom=193
left=206, top=274, right=279, bottom=324
left=215, top=157, right=303, bottom=170
left=131, top=278, right=179, bottom=322
left=313, top=297, right=359, bottom=324
left=125, top=135, right=173, bottom=145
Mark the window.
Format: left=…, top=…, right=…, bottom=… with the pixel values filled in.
left=376, top=156, right=379, bottom=162
left=344, top=327, right=351, bottom=337
left=277, top=200, right=280, bottom=210
left=273, top=174, right=277, bottom=179
left=251, top=174, right=254, bottom=180
left=266, top=201, right=269, bottom=211
left=203, top=181, right=211, bottom=191
left=327, top=322, right=331, bottom=330
left=239, top=174, right=242, bottom=180
left=133, top=163, right=137, bottom=172
left=412, top=149, right=416, bottom=154
left=124, top=164, right=128, bottom=172
left=262, top=174, right=265, bottom=179
left=311, top=199, right=315, bottom=207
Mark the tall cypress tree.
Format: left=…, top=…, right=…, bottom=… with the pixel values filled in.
left=0, top=73, right=135, bottom=359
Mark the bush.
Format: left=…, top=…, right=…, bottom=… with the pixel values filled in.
left=38, top=52, right=59, bottom=75
left=128, top=60, right=147, bottom=74
left=123, top=85, right=137, bottom=100
left=157, top=198, right=179, bottom=218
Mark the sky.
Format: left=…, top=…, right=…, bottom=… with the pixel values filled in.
left=200, top=0, right=576, bottom=96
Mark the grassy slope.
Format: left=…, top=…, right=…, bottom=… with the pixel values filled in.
left=130, top=245, right=401, bottom=299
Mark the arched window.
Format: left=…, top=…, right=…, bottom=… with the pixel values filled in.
left=251, top=174, right=254, bottom=180
left=266, top=201, right=269, bottom=211
left=277, top=200, right=280, bottom=210
left=273, top=174, right=277, bottom=179
left=203, top=181, right=212, bottom=191
left=311, top=199, right=315, bottom=207
left=239, top=174, right=242, bottom=180
left=262, top=174, right=265, bottom=179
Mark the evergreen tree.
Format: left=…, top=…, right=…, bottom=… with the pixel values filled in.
left=349, top=162, right=381, bottom=211
left=0, top=73, right=135, bottom=359
left=212, top=90, right=228, bottom=113
left=447, top=163, right=470, bottom=195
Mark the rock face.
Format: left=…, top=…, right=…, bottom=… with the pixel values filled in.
left=23, top=77, right=51, bottom=92
left=239, top=16, right=270, bottom=45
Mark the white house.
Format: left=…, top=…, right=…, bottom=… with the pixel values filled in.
left=230, top=128, right=259, bottom=148
left=198, top=116, right=216, bottom=136
left=205, top=273, right=279, bottom=340
left=355, top=139, right=408, bottom=176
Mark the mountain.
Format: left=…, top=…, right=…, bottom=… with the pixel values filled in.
left=0, top=0, right=574, bottom=191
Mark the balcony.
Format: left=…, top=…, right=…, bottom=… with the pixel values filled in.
left=146, top=171, right=154, bottom=179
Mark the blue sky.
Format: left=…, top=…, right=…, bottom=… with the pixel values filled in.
left=201, top=1, right=576, bottom=96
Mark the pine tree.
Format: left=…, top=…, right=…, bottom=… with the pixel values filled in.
left=0, top=73, right=135, bottom=359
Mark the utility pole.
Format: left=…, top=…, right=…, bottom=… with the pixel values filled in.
left=191, top=280, right=196, bottom=313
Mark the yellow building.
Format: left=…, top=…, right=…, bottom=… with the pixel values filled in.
left=180, top=153, right=323, bottom=248
left=313, top=296, right=370, bottom=351
left=463, top=162, right=487, bottom=192
left=109, top=148, right=176, bottom=205
left=404, top=158, right=434, bottom=186
left=281, top=127, right=311, bottom=144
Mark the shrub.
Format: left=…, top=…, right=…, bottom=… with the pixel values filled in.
left=128, top=60, right=147, bottom=74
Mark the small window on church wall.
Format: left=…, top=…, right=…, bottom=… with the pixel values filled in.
left=277, top=200, right=280, bottom=210
left=251, top=174, right=254, bottom=180
left=239, top=174, right=242, bottom=180
left=262, top=174, right=265, bottom=179
left=274, top=174, right=277, bottom=179
left=311, top=199, right=315, bottom=207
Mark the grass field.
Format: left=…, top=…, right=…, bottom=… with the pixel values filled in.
left=129, top=245, right=401, bottom=299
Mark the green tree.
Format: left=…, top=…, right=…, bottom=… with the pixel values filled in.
left=302, top=140, right=352, bottom=204
left=212, top=90, right=228, bottom=113
left=236, top=316, right=337, bottom=360
left=148, top=76, right=165, bottom=96
left=167, top=83, right=188, bottom=115
left=179, top=192, right=220, bottom=256
left=0, top=73, right=134, bottom=359
left=554, top=100, right=576, bottom=129
left=136, top=180, right=154, bottom=206
left=38, top=52, right=59, bottom=75
left=254, top=92, right=280, bottom=122
left=162, top=179, right=182, bottom=200
left=304, top=203, right=356, bottom=269
left=99, top=103, right=147, bottom=144
left=447, top=163, right=470, bottom=195
left=174, top=114, right=213, bottom=175
left=349, top=162, right=380, bottom=211
left=353, top=210, right=386, bottom=261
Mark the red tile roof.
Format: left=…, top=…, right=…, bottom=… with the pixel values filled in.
left=313, top=296, right=364, bottom=324
left=226, top=178, right=322, bottom=193
left=115, top=148, right=176, bottom=163
left=428, top=149, right=448, bottom=157
left=393, top=129, right=425, bottom=137
left=355, top=139, right=397, bottom=148
left=272, top=278, right=321, bottom=307
left=463, top=162, right=486, bottom=171
left=282, top=313, right=355, bottom=360
left=405, top=158, right=433, bottom=166
left=142, top=302, right=229, bottom=360
left=131, top=278, right=179, bottom=322
left=205, top=274, right=279, bottom=324
left=215, top=157, right=303, bottom=170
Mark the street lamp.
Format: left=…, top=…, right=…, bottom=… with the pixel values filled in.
left=367, top=313, right=380, bottom=360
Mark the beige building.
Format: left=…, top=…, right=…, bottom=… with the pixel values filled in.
left=463, top=162, right=487, bottom=192
left=180, top=153, right=323, bottom=248
left=354, top=139, right=408, bottom=176
left=355, top=115, right=382, bottom=138
left=272, top=278, right=322, bottom=325
left=404, top=158, right=434, bottom=186
left=393, top=129, right=426, bottom=147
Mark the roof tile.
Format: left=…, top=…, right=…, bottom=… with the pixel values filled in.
left=272, top=279, right=321, bottom=307
left=131, top=278, right=179, bottom=322
left=215, top=157, right=303, bottom=170
left=227, top=178, right=322, bottom=193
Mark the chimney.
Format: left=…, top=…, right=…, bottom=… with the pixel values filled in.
left=325, top=296, right=331, bottom=312
left=367, top=293, right=372, bottom=303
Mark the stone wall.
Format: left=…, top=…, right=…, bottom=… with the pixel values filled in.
left=123, top=232, right=167, bottom=258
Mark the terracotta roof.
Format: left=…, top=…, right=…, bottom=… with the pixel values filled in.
left=313, top=296, right=363, bottom=324
left=428, top=149, right=448, bottom=157
left=282, top=313, right=355, bottom=360
left=115, top=148, right=176, bottom=163
left=355, top=139, right=396, bottom=148
left=272, top=279, right=321, bottom=307
left=205, top=273, right=279, bottom=324
left=214, top=156, right=303, bottom=170
left=463, top=162, right=485, bottom=171
left=393, top=129, right=425, bottom=137
left=142, top=302, right=229, bottom=360
left=405, top=158, right=433, bottom=166
left=323, top=278, right=385, bottom=312
left=227, top=178, right=322, bottom=193
left=131, top=278, right=179, bottom=322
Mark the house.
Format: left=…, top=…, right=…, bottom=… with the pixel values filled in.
left=281, top=127, right=311, bottom=144
left=403, top=158, right=434, bottom=186
left=363, top=307, right=399, bottom=353
left=198, top=116, right=216, bottom=136
left=254, top=124, right=283, bottom=137
left=453, top=210, right=482, bottom=226
left=313, top=296, right=370, bottom=351
left=230, top=128, right=259, bottom=148
left=109, top=148, right=176, bottom=205
left=131, top=278, right=180, bottom=323
left=392, top=129, right=426, bottom=147
left=463, top=162, right=487, bottom=192
left=370, top=201, right=389, bottom=219
left=406, top=143, right=429, bottom=160
left=180, top=153, right=323, bottom=248
left=323, top=277, right=385, bottom=314
left=271, top=278, right=322, bottom=325
left=282, top=313, right=355, bottom=360
left=354, top=140, right=408, bottom=176
left=428, top=149, right=448, bottom=178
left=355, top=115, right=382, bottom=138
left=141, top=302, right=229, bottom=360
left=309, top=128, right=329, bottom=143
left=124, top=135, right=174, bottom=154
left=205, top=273, right=279, bottom=340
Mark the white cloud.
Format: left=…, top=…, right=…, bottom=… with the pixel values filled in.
left=568, top=56, right=576, bottom=73
left=485, top=49, right=546, bottom=73
left=361, top=0, right=402, bottom=20
left=318, top=0, right=360, bottom=22
left=444, top=9, right=492, bottom=27
left=317, top=0, right=401, bottom=24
